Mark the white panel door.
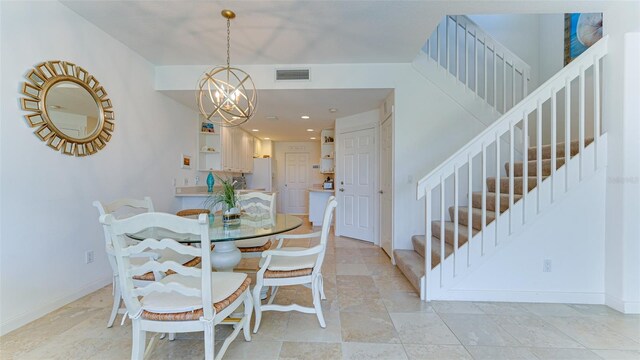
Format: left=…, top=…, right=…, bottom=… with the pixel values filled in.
left=284, top=153, right=309, bottom=214
left=337, top=127, right=374, bottom=242
left=380, top=115, right=393, bottom=256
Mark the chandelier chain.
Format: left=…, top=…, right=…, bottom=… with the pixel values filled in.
left=226, top=19, right=231, bottom=68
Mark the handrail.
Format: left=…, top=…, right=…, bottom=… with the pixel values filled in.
left=417, top=35, right=609, bottom=199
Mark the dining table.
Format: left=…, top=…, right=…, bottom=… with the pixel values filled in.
left=127, top=213, right=303, bottom=272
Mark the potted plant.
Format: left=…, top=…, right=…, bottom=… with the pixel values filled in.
left=204, top=176, right=241, bottom=226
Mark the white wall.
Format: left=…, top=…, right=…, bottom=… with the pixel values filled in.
left=0, top=1, right=198, bottom=334
left=273, top=141, right=323, bottom=214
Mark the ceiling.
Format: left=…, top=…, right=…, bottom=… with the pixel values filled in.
left=61, top=1, right=442, bottom=66
left=162, top=89, right=391, bottom=141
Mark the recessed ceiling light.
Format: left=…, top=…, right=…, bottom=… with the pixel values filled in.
left=306, top=128, right=314, bottom=132
left=310, top=137, right=316, bottom=140
left=329, top=108, right=337, bottom=113
left=252, top=129, right=259, bottom=132
left=301, top=115, right=310, bottom=119
left=266, top=116, right=278, bottom=120
left=264, top=137, right=270, bottom=140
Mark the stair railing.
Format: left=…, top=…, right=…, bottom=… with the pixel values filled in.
left=423, top=15, right=532, bottom=115
left=416, top=36, right=609, bottom=301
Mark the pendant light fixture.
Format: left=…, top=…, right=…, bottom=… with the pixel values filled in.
left=197, top=9, right=257, bottom=127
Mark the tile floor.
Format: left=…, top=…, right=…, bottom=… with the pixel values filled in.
left=1, top=219, right=639, bottom=359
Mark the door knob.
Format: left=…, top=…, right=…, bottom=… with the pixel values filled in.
left=339, top=188, right=344, bottom=192
left=379, top=190, right=384, bottom=194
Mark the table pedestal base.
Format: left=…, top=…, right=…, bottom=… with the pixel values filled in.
left=211, top=241, right=242, bottom=272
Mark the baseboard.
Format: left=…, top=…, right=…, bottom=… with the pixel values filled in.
left=0, top=276, right=112, bottom=336
left=605, top=294, right=640, bottom=314
left=436, top=289, right=605, bottom=304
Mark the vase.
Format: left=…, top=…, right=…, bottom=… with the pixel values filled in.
left=222, top=207, right=241, bottom=227
left=206, top=171, right=215, bottom=193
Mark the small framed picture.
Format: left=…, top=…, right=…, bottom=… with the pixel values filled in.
left=181, top=154, right=191, bottom=169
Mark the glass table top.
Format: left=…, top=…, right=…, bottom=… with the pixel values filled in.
left=127, top=213, right=303, bottom=243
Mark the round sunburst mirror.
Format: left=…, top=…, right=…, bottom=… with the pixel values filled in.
left=20, top=60, right=114, bottom=156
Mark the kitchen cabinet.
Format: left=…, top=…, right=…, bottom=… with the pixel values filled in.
left=197, top=121, right=255, bottom=173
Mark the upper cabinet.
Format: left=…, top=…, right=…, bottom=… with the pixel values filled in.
left=320, top=129, right=335, bottom=174
left=197, top=121, right=255, bottom=173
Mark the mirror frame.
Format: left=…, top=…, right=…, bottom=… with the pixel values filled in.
left=20, top=60, right=114, bottom=156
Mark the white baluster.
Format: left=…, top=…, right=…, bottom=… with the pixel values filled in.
left=512, top=65, right=516, bottom=108
left=439, top=176, right=445, bottom=287
left=481, top=144, right=486, bottom=256
left=493, top=48, right=497, bottom=110
left=565, top=78, right=571, bottom=192
left=503, top=57, right=507, bottom=113
left=474, top=29, right=478, bottom=96
left=509, top=122, right=515, bottom=234
left=579, top=65, right=585, bottom=180
left=536, top=100, right=542, bottom=214
left=594, top=55, right=600, bottom=169
left=522, top=111, right=528, bottom=224
left=455, top=19, right=459, bottom=81
left=453, top=165, right=459, bottom=276
left=425, top=187, right=432, bottom=297
left=495, top=132, right=500, bottom=246
left=445, top=17, right=450, bottom=73
left=467, top=153, right=473, bottom=267
left=551, top=88, right=557, bottom=203
left=464, top=25, right=468, bottom=89
left=484, top=40, right=488, bottom=100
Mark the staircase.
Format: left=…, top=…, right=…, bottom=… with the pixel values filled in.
left=395, top=16, right=609, bottom=300
left=395, top=137, right=594, bottom=293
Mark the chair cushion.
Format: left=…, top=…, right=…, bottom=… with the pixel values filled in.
left=260, top=247, right=317, bottom=271
left=141, top=272, right=248, bottom=314
left=235, top=237, right=270, bottom=248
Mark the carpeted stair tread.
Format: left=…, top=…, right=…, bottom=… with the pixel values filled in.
left=393, top=250, right=423, bottom=292
left=472, top=192, right=522, bottom=213
left=431, top=221, right=479, bottom=247
left=449, top=206, right=496, bottom=231
left=407, top=236, right=454, bottom=267
left=527, top=138, right=594, bottom=160
left=506, top=157, right=566, bottom=177
left=487, top=176, right=542, bottom=194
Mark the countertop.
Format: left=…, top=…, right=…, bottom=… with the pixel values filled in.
left=175, top=186, right=268, bottom=197
left=308, top=188, right=335, bottom=193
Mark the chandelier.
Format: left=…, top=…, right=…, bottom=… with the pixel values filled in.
left=197, top=9, right=257, bottom=127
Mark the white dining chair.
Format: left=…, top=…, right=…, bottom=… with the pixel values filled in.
left=100, top=212, right=253, bottom=360
left=93, top=198, right=200, bottom=328
left=252, top=196, right=337, bottom=333
left=235, top=192, right=277, bottom=258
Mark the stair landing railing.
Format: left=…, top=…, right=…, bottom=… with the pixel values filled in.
left=423, top=15, right=532, bottom=115
left=416, top=36, right=609, bottom=301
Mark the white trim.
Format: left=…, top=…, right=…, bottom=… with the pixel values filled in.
left=439, top=289, right=605, bottom=304
left=606, top=294, right=640, bottom=314
left=0, top=275, right=112, bottom=336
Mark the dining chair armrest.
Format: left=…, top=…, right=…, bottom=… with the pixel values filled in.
left=274, top=231, right=322, bottom=248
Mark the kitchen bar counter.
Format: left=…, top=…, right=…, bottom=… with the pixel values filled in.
left=307, top=188, right=334, bottom=193
left=175, top=186, right=268, bottom=197
left=308, top=188, right=334, bottom=226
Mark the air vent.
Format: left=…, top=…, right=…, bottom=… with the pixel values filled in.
left=275, top=69, right=310, bottom=81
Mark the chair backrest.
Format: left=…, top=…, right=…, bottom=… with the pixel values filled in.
left=100, top=212, right=213, bottom=320
left=313, top=196, right=337, bottom=271
left=93, top=197, right=155, bottom=275
left=237, top=192, right=276, bottom=217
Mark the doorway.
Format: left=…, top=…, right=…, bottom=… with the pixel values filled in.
left=284, top=152, right=309, bottom=214
left=380, top=113, right=393, bottom=257
left=336, top=126, right=375, bottom=242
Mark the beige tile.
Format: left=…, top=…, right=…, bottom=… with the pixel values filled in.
left=431, top=301, right=484, bottom=314
left=373, top=275, right=415, bottom=292
left=340, top=312, right=400, bottom=344
left=19, top=335, right=134, bottom=360
left=65, top=284, right=115, bottom=309
left=336, top=264, right=371, bottom=276
left=362, top=254, right=393, bottom=265
left=390, top=312, right=460, bottom=345
left=278, top=341, right=342, bottom=360
left=250, top=312, right=291, bottom=342
left=569, top=304, right=625, bottom=316
left=592, top=349, right=640, bottom=359
left=474, top=302, right=531, bottom=316
left=587, top=314, right=640, bottom=342
left=439, top=313, right=520, bottom=346
left=380, top=291, right=433, bottom=313
left=465, top=346, right=539, bottom=359
left=338, top=291, right=387, bottom=313
left=342, top=342, right=408, bottom=360
left=336, top=275, right=376, bottom=291
left=520, top=303, right=584, bottom=317
left=148, top=338, right=205, bottom=360
left=403, top=344, right=472, bottom=360
left=365, top=263, right=402, bottom=276
left=490, top=315, right=583, bottom=348
left=529, top=347, right=601, bottom=359
left=221, top=340, right=282, bottom=360
left=283, top=311, right=342, bottom=343
left=542, top=316, right=640, bottom=350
